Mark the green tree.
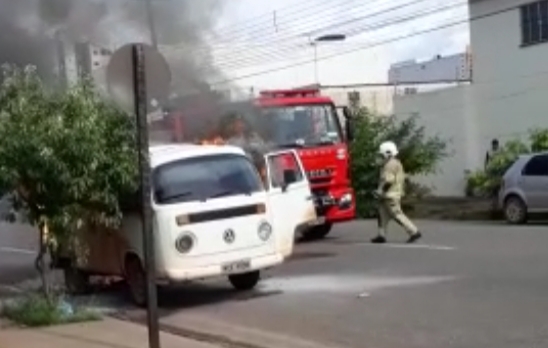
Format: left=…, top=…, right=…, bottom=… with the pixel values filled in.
left=349, top=108, right=448, bottom=218
left=0, top=65, right=138, bottom=298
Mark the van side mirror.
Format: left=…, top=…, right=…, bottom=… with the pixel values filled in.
left=343, top=106, right=355, bottom=142
left=281, top=169, right=297, bottom=192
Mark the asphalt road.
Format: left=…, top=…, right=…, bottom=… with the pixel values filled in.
left=119, top=220, right=548, bottom=348
left=3, top=219, right=548, bottom=348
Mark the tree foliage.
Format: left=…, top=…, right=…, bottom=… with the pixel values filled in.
left=466, top=129, right=548, bottom=197
left=349, top=108, right=449, bottom=218
left=0, top=65, right=138, bottom=295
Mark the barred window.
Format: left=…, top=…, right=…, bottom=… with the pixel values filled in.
left=521, top=0, right=548, bottom=46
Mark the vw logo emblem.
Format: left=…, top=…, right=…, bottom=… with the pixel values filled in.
left=223, top=229, right=235, bottom=244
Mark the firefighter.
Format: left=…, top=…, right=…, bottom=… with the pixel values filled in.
left=371, top=141, right=422, bottom=244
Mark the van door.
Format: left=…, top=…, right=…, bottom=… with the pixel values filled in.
left=265, top=149, right=317, bottom=257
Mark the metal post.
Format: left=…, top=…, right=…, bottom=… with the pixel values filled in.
left=145, top=0, right=158, bottom=48
left=313, top=42, right=318, bottom=84
left=132, top=44, right=160, bottom=348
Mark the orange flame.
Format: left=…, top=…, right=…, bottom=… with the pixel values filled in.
left=198, top=135, right=225, bottom=145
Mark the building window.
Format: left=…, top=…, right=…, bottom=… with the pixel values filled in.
left=521, top=0, right=548, bottom=46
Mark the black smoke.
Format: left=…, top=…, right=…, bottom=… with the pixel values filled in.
left=0, top=0, right=229, bottom=90
left=0, top=0, right=247, bottom=143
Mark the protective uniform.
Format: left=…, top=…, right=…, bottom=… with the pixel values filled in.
left=371, top=141, right=422, bottom=244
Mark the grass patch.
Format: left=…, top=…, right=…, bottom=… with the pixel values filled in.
left=1, top=293, right=101, bottom=327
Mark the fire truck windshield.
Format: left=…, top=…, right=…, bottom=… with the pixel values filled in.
left=260, top=104, right=342, bottom=148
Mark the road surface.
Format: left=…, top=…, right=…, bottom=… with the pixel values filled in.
left=3, top=219, right=548, bottom=348
left=117, top=220, right=548, bottom=348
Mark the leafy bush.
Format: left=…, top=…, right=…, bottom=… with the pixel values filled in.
left=0, top=65, right=138, bottom=296
left=349, top=109, right=449, bottom=218
left=2, top=294, right=100, bottom=327
left=466, top=129, right=548, bottom=198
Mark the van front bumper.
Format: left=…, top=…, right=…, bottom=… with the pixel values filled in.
left=157, top=252, right=283, bottom=284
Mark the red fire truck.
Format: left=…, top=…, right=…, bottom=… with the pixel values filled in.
left=163, top=88, right=356, bottom=240
left=254, top=88, right=355, bottom=239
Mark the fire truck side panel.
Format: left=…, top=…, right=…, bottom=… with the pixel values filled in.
left=297, top=145, right=355, bottom=223
left=256, top=88, right=356, bottom=227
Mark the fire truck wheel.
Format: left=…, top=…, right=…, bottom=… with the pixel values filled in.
left=301, top=223, right=333, bottom=241
left=125, top=255, right=147, bottom=307
left=63, top=267, right=90, bottom=295
left=229, top=271, right=260, bottom=291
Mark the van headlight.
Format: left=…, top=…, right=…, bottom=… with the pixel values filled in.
left=257, top=221, right=272, bottom=241
left=175, top=233, right=195, bottom=254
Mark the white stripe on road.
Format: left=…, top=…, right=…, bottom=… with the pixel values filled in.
left=359, top=243, right=455, bottom=251
left=0, top=247, right=35, bottom=255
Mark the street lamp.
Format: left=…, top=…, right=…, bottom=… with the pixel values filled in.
left=144, top=0, right=158, bottom=49
left=310, top=34, right=346, bottom=84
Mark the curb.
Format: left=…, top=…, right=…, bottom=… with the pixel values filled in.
left=112, top=312, right=263, bottom=348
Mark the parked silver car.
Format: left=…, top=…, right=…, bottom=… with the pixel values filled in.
left=498, top=152, right=548, bottom=224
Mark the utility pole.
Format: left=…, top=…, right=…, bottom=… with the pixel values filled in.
left=145, top=0, right=158, bottom=48
left=132, top=44, right=161, bottom=348
left=313, top=42, right=319, bottom=84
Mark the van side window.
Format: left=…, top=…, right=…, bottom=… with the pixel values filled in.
left=522, top=155, right=548, bottom=176
left=268, top=153, right=303, bottom=188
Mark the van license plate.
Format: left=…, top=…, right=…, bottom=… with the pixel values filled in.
left=222, top=260, right=251, bottom=274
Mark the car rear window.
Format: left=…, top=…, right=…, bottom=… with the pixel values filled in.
left=521, top=154, right=548, bottom=176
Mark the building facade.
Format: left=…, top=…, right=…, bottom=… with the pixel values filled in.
left=323, top=87, right=395, bottom=115
left=393, top=0, right=548, bottom=196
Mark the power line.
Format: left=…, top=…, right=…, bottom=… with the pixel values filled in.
left=162, top=0, right=382, bottom=59
left=209, top=0, right=358, bottom=42
left=209, top=0, right=434, bottom=65
left=77, top=0, right=355, bottom=48
left=157, top=0, right=457, bottom=72
left=209, top=3, right=516, bottom=86
left=213, top=1, right=465, bottom=71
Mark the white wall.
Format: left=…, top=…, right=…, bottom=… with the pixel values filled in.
left=394, top=86, right=474, bottom=196
left=324, top=87, right=394, bottom=115
left=391, top=0, right=548, bottom=196
left=469, top=0, right=548, bottom=153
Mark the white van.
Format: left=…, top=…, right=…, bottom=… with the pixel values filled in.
left=57, top=144, right=316, bottom=305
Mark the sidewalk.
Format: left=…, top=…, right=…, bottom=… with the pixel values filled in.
left=0, top=317, right=221, bottom=348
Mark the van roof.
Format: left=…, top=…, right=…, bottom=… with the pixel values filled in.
left=149, top=144, right=246, bottom=168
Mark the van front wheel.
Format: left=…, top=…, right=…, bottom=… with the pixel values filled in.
left=301, top=223, right=333, bottom=241
left=228, top=271, right=260, bottom=291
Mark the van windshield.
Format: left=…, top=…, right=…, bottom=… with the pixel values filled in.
left=153, top=154, right=263, bottom=205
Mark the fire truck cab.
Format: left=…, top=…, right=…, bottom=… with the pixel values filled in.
left=255, top=88, right=356, bottom=240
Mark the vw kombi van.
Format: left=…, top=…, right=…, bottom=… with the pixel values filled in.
left=56, top=144, right=316, bottom=305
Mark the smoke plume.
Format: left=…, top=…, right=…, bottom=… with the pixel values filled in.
left=0, top=0, right=228, bottom=90
left=0, top=0, right=253, bottom=144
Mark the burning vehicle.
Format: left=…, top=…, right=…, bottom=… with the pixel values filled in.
left=56, top=143, right=317, bottom=306
left=165, top=87, right=356, bottom=240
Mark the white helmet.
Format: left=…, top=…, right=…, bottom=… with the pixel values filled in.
left=379, top=141, right=398, bottom=158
